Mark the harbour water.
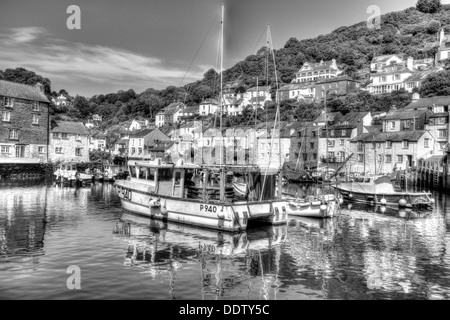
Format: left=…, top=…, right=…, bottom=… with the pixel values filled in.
left=1, top=181, right=450, bottom=300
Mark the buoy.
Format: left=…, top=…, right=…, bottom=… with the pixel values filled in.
left=217, top=210, right=225, bottom=219
left=380, top=206, right=386, bottom=214
left=430, top=198, right=435, bottom=204
left=339, top=197, right=344, bottom=205
left=398, top=209, right=406, bottom=218
left=369, top=201, right=374, bottom=206
left=347, top=203, right=353, bottom=210
left=399, top=198, right=407, bottom=207
left=348, top=193, right=353, bottom=199
left=320, top=204, right=327, bottom=211
left=380, top=198, right=387, bottom=206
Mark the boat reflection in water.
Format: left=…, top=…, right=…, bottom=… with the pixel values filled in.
left=345, top=201, right=433, bottom=220
left=114, top=212, right=287, bottom=300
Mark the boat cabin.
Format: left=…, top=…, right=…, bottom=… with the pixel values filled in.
left=127, top=160, right=282, bottom=203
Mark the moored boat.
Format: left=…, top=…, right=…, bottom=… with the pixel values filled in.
left=333, top=175, right=434, bottom=208
left=54, top=162, right=92, bottom=187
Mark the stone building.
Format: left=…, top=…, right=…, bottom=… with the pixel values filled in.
left=0, top=80, right=50, bottom=164
left=50, top=121, right=90, bottom=163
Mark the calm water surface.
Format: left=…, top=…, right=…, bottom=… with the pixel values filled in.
left=1, top=181, right=450, bottom=300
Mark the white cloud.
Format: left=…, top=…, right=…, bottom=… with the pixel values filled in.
left=0, top=27, right=203, bottom=95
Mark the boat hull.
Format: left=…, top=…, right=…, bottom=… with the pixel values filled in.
left=115, top=180, right=288, bottom=232
left=333, top=185, right=433, bottom=207
left=284, top=198, right=337, bottom=218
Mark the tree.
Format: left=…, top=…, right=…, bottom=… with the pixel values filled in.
left=1, top=67, right=52, bottom=96
left=419, top=70, right=450, bottom=97
left=73, top=95, right=91, bottom=119
left=416, top=0, right=441, bottom=13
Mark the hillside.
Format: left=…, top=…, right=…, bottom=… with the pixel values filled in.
left=1, top=3, right=450, bottom=133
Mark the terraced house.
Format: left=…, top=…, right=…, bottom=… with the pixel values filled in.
left=50, top=121, right=90, bottom=163
left=0, top=80, right=50, bottom=163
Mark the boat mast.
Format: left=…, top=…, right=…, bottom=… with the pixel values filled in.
left=219, top=3, right=225, bottom=202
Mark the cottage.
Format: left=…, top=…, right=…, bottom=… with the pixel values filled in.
left=277, top=83, right=315, bottom=102
left=0, top=81, right=50, bottom=164
left=314, top=76, right=360, bottom=102
left=128, top=128, right=170, bottom=159
left=155, top=102, right=186, bottom=127
left=50, top=121, right=90, bottom=163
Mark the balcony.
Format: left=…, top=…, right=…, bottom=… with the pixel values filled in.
left=320, top=156, right=344, bottom=164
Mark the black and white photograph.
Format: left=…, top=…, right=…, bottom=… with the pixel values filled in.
left=1, top=0, right=450, bottom=303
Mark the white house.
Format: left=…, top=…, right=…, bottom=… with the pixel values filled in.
left=293, top=59, right=341, bottom=83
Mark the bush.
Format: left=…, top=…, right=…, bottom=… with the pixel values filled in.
left=416, top=0, right=442, bottom=14
left=427, top=20, right=441, bottom=34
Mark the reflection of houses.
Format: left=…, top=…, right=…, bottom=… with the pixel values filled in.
left=50, top=121, right=90, bottom=163
left=128, top=128, right=170, bottom=159
left=0, top=81, right=50, bottom=164
left=178, top=106, right=199, bottom=123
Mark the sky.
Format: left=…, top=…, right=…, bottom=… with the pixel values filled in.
left=0, top=0, right=449, bottom=97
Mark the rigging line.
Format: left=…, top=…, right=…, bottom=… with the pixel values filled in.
left=252, top=28, right=267, bottom=54
left=178, top=10, right=220, bottom=88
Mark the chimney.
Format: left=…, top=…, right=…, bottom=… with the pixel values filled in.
left=35, top=82, right=44, bottom=93
left=412, top=93, right=420, bottom=101
left=407, top=57, right=414, bottom=71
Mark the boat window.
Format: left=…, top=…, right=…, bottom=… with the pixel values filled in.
left=159, top=168, right=173, bottom=181
left=129, top=166, right=136, bottom=178
left=147, top=168, right=156, bottom=181
left=355, top=178, right=364, bottom=182
left=174, top=171, right=181, bottom=186
left=138, top=167, right=145, bottom=179
left=364, top=178, right=371, bottom=182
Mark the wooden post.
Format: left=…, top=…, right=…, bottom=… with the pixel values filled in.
left=154, top=168, right=159, bottom=193
left=180, top=169, right=185, bottom=198
left=203, top=169, right=209, bottom=202
left=220, top=167, right=226, bottom=202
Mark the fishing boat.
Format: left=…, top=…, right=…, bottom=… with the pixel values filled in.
left=54, top=162, right=92, bottom=187
left=282, top=162, right=316, bottom=183
left=333, top=175, right=434, bottom=208
left=115, top=159, right=290, bottom=232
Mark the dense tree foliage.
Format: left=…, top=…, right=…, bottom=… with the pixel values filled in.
left=418, top=70, right=450, bottom=96
left=416, top=0, right=442, bottom=14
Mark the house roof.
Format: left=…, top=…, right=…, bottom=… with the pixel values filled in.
left=404, top=70, right=437, bottom=83
left=328, top=124, right=358, bottom=130
left=246, top=86, right=271, bottom=92
left=405, top=96, right=450, bottom=110
left=351, top=131, right=427, bottom=142
left=371, top=54, right=403, bottom=64
left=249, top=96, right=267, bottom=103
left=337, top=112, right=369, bottom=125
left=384, top=109, right=429, bottom=120
left=180, top=106, right=199, bottom=114
left=429, top=112, right=448, bottom=118
left=130, top=128, right=155, bottom=138
left=279, top=83, right=313, bottom=91
left=300, top=60, right=337, bottom=72
left=314, top=112, right=343, bottom=123
left=51, top=121, right=89, bottom=135
left=316, top=76, right=358, bottom=84
left=200, top=98, right=218, bottom=105
left=364, top=125, right=382, bottom=134
left=149, top=141, right=175, bottom=152
left=0, top=80, right=49, bottom=103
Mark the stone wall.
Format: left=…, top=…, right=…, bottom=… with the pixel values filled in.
left=0, top=163, right=53, bottom=180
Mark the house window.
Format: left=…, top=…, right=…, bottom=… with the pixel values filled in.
left=341, top=130, right=346, bottom=136
left=313, top=153, right=317, bottom=160
left=390, top=122, right=395, bottom=129
left=438, top=129, right=447, bottom=138
left=371, top=143, right=376, bottom=149
left=4, top=97, right=13, bottom=108
left=386, top=155, right=392, bottom=163
left=312, top=131, right=316, bottom=137
left=76, top=148, right=83, bottom=156
left=402, top=140, right=409, bottom=149
left=382, top=76, right=387, bottom=82
left=53, top=132, right=59, bottom=139
left=38, top=146, right=45, bottom=154
left=397, top=155, right=403, bottom=163
left=439, top=142, right=447, bottom=150
left=62, top=133, right=68, bottom=139
left=386, top=141, right=392, bottom=149
left=395, top=74, right=400, bottom=81
left=55, top=147, right=63, bottom=154
left=310, top=142, right=314, bottom=149
left=33, top=102, right=40, bottom=112
left=328, top=140, right=335, bottom=148
left=76, top=134, right=81, bottom=141
left=357, top=142, right=363, bottom=152
left=32, top=114, right=39, bottom=125
left=9, top=129, right=18, bottom=140
left=1, top=146, right=10, bottom=154
left=424, top=138, right=430, bottom=148
left=330, top=130, right=335, bottom=136
left=2, top=111, right=11, bottom=122
left=138, top=148, right=143, bottom=155
left=403, top=120, right=410, bottom=129
left=131, top=147, right=136, bottom=154
left=358, top=154, right=364, bottom=163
